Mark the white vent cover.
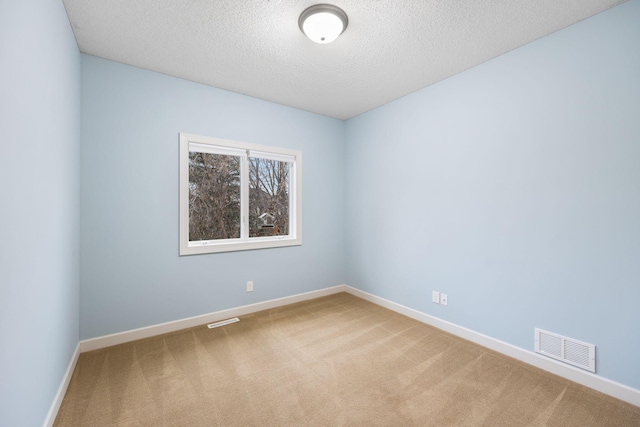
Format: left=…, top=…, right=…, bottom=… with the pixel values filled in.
left=535, top=328, right=595, bottom=372
left=207, top=317, right=239, bottom=329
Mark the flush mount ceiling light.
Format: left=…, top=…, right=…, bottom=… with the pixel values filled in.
left=299, top=4, right=348, bottom=44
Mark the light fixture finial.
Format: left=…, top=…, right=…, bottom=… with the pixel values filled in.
left=299, top=4, right=348, bottom=44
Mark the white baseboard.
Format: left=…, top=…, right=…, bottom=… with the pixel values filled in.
left=343, top=285, right=640, bottom=408
left=43, top=342, right=80, bottom=427
left=80, top=285, right=348, bottom=352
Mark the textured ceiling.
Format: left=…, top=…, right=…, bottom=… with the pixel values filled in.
left=63, top=0, right=625, bottom=120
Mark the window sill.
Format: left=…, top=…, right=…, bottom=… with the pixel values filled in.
left=180, top=236, right=302, bottom=255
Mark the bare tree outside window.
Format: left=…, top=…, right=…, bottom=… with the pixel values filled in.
left=248, top=158, right=290, bottom=237
left=188, top=152, right=241, bottom=241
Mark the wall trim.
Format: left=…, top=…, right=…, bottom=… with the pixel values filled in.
left=43, top=343, right=80, bottom=427
left=343, top=285, right=640, bottom=408
left=80, top=285, right=348, bottom=352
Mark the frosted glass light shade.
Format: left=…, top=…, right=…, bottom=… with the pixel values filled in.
left=299, top=4, right=348, bottom=44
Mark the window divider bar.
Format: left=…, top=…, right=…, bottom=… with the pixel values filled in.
left=240, top=154, right=249, bottom=240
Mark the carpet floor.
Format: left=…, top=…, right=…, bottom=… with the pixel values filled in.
left=54, top=292, right=640, bottom=426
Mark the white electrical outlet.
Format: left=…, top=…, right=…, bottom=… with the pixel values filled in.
left=246, top=281, right=254, bottom=292
left=432, top=291, right=440, bottom=304
left=440, top=293, right=448, bottom=306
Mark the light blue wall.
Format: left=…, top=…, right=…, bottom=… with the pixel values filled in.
left=80, top=55, right=346, bottom=339
left=345, top=0, right=640, bottom=390
left=0, top=1, right=81, bottom=426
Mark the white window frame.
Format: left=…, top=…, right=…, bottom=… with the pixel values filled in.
left=179, top=133, right=302, bottom=255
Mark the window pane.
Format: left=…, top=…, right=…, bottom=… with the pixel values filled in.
left=189, top=152, right=241, bottom=241
left=248, top=157, right=290, bottom=237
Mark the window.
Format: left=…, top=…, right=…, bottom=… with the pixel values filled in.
left=179, top=133, right=302, bottom=255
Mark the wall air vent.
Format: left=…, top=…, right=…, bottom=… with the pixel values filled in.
left=535, top=328, right=595, bottom=372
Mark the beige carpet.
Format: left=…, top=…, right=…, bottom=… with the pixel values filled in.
left=54, top=293, right=640, bottom=426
